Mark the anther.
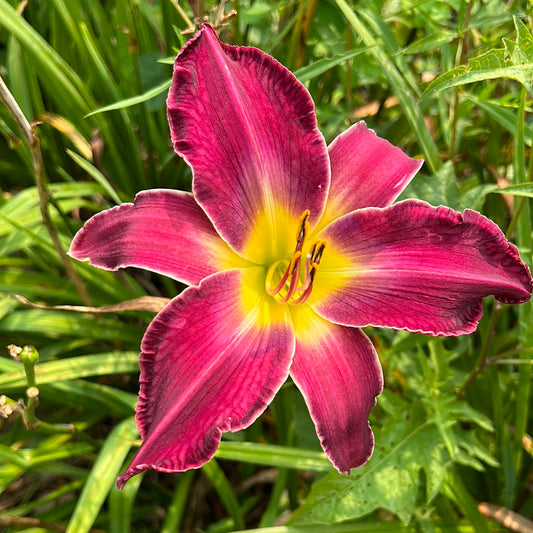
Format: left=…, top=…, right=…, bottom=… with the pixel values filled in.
left=295, top=210, right=310, bottom=252
left=265, top=211, right=326, bottom=305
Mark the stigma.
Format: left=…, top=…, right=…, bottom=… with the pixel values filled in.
left=265, top=211, right=326, bottom=305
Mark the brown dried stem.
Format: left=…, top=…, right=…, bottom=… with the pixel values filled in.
left=478, top=502, right=533, bottom=533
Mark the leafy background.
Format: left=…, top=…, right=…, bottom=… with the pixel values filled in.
left=0, top=0, right=532, bottom=531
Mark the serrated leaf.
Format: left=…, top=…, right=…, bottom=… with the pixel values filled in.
left=422, top=17, right=533, bottom=99
left=454, top=430, right=499, bottom=471
left=400, top=161, right=495, bottom=211
left=399, top=162, right=461, bottom=208
left=289, top=413, right=449, bottom=525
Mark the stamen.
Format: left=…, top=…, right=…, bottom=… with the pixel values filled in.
left=265, top=254, right=299, bottom=296
left=295, top=210, right=310, bottom=252
left=265, top=210, right=326, bottom=305
left=279, top=252, right=302, bottom=303
left=312, top=242, right=326, bottom=264
left=291, top=266, right=317, bottom=305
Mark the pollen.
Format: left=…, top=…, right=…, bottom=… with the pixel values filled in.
left=265, top=211, right=326, bottom=305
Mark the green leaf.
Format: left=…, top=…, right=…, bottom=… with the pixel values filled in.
left=0, top=310, right=142, bottom=343
left=399, top=161, right=494, bottom=211
left=66, top=417, right=138, bottom=533
left=295, top=49, right=367, bottom=83
left=400, top=31, right=458, bottom=56
left=235, top=523, right=421, bottom=533
left=422, top=17, right=533, bottom=99
left=490, top=182, right=533, bottom=198
left=0, top=352, right=139, bottom=389
left=333, top=0, right=441, bottom=172
left=108, top=474, right=143, bottom=533
left=215, top=442, right=331, bottom=472
left=466, top=96, right=533, bottom=147
left=289, top=411, right=449, bottom=525
left=66, top=150, right=124, bottom=204
left=202, top=459, right=246, bottom=530
left=85, top=79, right=171, bottom=117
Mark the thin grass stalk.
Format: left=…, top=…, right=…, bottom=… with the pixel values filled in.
left=457, top=302, right=502, bottom=399
left=259, top=468, right=289, bottom=527
left=345, top=24, right=353, bottom=110
left=169, top=0, right=194, bottom=29
left=287, top=0, right=312, bottom=70
left=260, top=387, right=295, bottom=527
left=334, top=0, right=441, bottom=172
left=511, top=88, right=532, bottom=499
left=202, top=459, right=246, bottom=530
left=160, top=470, right=195, bottom=533
left=231, top=0, right=242, bottom=44
left=444, top=469, right=491, bottom=532
left=449, top=0, right=476, bottom=160
left=108, top=474, right=143, bottom=533
left=0, top=76, right=92, bottom=306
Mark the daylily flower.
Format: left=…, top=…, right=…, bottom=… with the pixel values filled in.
left=69, top=24, right=532, bottom=488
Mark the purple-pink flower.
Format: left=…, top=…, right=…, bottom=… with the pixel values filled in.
left=69, top=25, right=532, bottom=488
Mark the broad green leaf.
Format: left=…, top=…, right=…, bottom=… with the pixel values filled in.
left=240, top=2, right=278, bottom=24
left=422, top=18, right=533, bottom=99
left=233, top=524, right=477, bottom=533
left=399, top=161, right=494, bottom=211
left=289, top=412, right=449, bottom=525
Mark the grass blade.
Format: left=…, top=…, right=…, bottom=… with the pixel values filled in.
left=333, top=0, right=441, bottom=172
left=85, top=79, right=172, bottom=117
left=0, top=352, right=139, bottom=389
left=216, top=442, right=331, bottom=472
left=66, top=417, right=138, bottom=533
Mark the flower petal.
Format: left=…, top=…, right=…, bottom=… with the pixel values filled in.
left=117, top=268, right=294, bottom=488
left=319, top=122, right=423, bottom=228
left=312, top=200, right=532, bottom=335
left=69, top=189, right=243, bottom=286
left=167, top=25, right=330, bottom=257
left=290, top=307, right=383, bottom=473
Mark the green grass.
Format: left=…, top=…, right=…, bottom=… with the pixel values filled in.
left=0, top=0, right=532, bottom=531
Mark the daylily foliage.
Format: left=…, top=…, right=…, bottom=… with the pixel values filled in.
left=69, top=25, right=532, bottom=488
